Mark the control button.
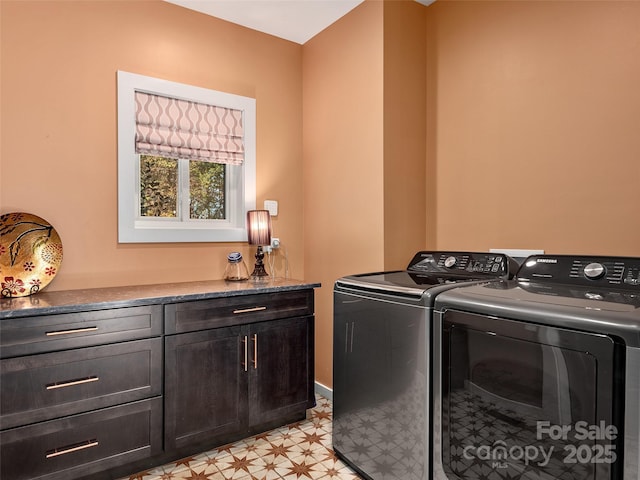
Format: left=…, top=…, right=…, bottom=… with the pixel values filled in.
left=584, top=262, right=606, bottom=280
left=444, top=256, right=457, bottom=268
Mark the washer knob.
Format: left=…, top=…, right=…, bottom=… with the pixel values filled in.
left=444, top=256, right=457, bottom=268
left=584, top=262, right=605, bottom=280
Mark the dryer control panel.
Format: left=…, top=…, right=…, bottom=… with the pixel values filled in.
left=517, top=255, right=640, bottom=289
left=407, top=251, right=518, bottom=278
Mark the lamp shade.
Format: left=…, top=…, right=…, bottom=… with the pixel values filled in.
left=246, top=210, right=271, bottom=246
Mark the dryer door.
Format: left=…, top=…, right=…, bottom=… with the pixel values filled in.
left=439, top=310, right=624, bottom=480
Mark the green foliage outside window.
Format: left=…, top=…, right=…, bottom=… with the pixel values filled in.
left=140, top=155, right=226, bottom=220
left=189, top=161, right=225, bottom=220
left=140, top=155, right=177, bottom=217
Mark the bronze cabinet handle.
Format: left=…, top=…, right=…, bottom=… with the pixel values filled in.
left=241, top=336, right=248, bottom=372
left=46, top=326, right=98, bottom=336
left=46, top=439, right=99, bottom=459
left=46, top=376, right=99, bottom=390
left=252, top=334, right=258, bottom=369
left=232, top=306, right=267, bottom=314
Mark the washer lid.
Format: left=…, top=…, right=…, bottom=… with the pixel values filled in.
left=335, top=270, right=498, bottom=299
left=435, top=280, right=640, bottom=346
left=335, top=251, right=518, bottom=302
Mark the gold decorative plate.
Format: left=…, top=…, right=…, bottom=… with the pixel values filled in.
left=0, top=212, right=63, bottom=298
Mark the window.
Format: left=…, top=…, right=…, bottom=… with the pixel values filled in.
left=138, top=156, right=227, bottom=219
left=117, top=71, right=256, bottom=243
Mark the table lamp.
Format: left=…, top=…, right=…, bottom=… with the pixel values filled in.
left=246, top=210, right=272, bottom=278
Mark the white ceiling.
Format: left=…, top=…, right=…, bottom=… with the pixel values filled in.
left=166, top=0, right=434, bottom=45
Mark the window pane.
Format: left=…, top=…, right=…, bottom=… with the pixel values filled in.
left=189, top=161, right=226, bottom=220
left=140, top=155, right=178, bottom=217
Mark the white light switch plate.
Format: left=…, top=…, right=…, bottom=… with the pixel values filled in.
left=264, top=200, right=278, bottom=216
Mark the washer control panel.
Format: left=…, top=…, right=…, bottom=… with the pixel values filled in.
left=517, top=255, right=640, bottom=289
left=407, top=251, right=518, bottom=278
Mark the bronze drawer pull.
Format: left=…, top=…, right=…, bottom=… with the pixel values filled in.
left=46, top=376, right=99, bottom=390
left=233, top=306, right=267, bottom=314
left=46, top=326, right=98, bottom=336
left=46, top=439, right=99, bottom=459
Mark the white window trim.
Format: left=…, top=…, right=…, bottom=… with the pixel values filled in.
left=117, top=70, right=256, bottom=243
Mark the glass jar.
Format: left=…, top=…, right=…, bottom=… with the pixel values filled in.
left=223, top=252, right=249, bottom=281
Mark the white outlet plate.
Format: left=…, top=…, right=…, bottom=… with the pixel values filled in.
left=264, top=200, right=278, bottom=216
left=489, top=248, right=544, bottom=259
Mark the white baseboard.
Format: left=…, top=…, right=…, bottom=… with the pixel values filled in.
left=314, top=381, right=333, bottom=401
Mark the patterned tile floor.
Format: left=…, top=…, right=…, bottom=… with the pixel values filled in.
left=123, top=395, right=363, bottom=480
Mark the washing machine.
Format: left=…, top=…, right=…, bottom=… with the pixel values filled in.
left=333, top=251, right=519, bottom=480
left=432, top=254, right=640, bottom=480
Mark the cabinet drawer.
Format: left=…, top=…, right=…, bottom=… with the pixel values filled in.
left=0, top=305, right=162, bottom=358
left=0, top=398, right=162, bottom=480
left=0, top=338, right=162, bottom=429
left=165, top=289, right=314, bottom=334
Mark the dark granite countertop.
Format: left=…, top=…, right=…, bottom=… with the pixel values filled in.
left=0, top=278, right=321, bottom=319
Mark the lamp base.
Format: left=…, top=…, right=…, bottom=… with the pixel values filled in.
left=251, top=246, right=269, bottom=278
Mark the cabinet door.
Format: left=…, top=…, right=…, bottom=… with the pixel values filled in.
left=248, top=316, right=314, bottom=428
left=164, top=326, right=248, bottom=451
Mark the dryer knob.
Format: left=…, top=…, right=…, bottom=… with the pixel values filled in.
left=444, top=256, right=457, bottom=268
left=584, top=262, right=606, bottom=280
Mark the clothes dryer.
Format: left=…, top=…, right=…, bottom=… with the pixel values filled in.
left=433, top=254, right=640, bottom=480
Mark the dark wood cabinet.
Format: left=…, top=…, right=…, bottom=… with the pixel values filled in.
left=165, top=325, right=248, bottom=450
left=0, top=398, right=162, bottom=480
left=0, top=304, right=162, bottom=358
left=248, top=316, right=314, bottom=428
left=0, top=305, right=163, bottom=480
left=164, top=293, right=315, bottom=457
left=0, top=282, right=317, bottom=480
left=1, top=337, right=162, bottom=429
left=164, top=289, right=314, bottom=334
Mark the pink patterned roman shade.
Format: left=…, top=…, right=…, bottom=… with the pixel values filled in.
left=134, top=91, right=244, bottom=165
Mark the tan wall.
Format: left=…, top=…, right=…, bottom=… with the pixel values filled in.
left=0, top=0, right=304, bottom=290
left=383, top=0, right=428, bottom=269
left=428, top=0, right=640, bottom=255
left=303, top=1, right=385, bottom=387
